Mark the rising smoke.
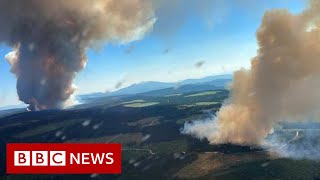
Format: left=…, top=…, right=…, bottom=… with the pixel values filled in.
left=183, top=0, right=320, bottom=145
left=264, top=129, right=320, bottom=160
left=1, top=0, right=248, bottom=111
left=1, top=0, right=155, bottom=111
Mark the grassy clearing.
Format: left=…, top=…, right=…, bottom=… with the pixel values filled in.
left=195, top=102, right=219, bottom=106
left=180, top=102, right=219, bottom=108
left=124, top=102, right=159, bottom=108
left=122, top=99, right=146, bottom=104
left=164, top=94, right=182, bottom=97
left=185, top=91, right=220, bottom=97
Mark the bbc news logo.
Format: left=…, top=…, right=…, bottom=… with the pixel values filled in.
left=14, top=151, right=66, bottom=166
left=13, top=151, right=114, bottom=166
left=7, top=143, right=121, bottom=174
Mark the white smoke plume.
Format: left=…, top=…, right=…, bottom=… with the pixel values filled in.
left=183, top=0, right=320, bottom=145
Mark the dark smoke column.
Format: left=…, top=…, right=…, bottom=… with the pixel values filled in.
left=7, top=26, right=87, bottom=111
left=0, top=0, right=156, bottom=111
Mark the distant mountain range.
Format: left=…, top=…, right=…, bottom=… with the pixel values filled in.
left=141, top=83, right=226, bottom=97
left=179, top=74, right=232, bottom=85
left=0, top=74, right=232, bottom=111
left=78, top=74, right=232, bottom=101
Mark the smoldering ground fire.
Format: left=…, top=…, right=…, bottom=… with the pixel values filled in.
left=183, top=0, right=320, bottom=145
left=1, top=0, right=155, bottom=111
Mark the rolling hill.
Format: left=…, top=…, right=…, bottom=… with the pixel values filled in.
left=78, top=74, right=232, bottom=102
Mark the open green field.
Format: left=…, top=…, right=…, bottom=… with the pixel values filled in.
left=122, top=99, right=146, bottom=104
left=164, top=93, right=182, bottom=97
left=181, top=101, right=219, bottom=108
left=123, top=102, right=159, bottom=107
left=185, top=91, right=220, bottom=97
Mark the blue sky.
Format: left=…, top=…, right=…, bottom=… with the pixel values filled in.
left=0, top=0, right=306, bottom=107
